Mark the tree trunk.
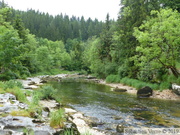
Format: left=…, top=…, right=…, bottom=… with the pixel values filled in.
left=170, top=66, right=180, bottom=78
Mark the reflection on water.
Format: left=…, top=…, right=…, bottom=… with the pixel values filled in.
left=50, top=80, right=180, bottom=132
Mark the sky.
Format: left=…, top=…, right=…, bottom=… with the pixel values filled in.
left=4, top=0, right=120, bottom=21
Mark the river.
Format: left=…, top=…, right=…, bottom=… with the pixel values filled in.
left=50, top=78, right=180, bottom=134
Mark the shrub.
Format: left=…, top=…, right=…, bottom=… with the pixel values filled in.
left=50, top=108, right=66, bottom=128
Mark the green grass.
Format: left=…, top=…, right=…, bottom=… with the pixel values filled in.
left=81, top=131, right=93, bottom=135
left=50, top=108, right=66, bottom=128
left=120, top=77, right=160, bottom=90
left=5, top=87, right=28, bottom=103
left=10, top=110, right=30, bottom=117
left=106, top=75, right=121, bottom=83
left=63, top=129, right=75, bottom=135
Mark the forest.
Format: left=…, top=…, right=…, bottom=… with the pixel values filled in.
left=0, top=0, right=180, bottom=89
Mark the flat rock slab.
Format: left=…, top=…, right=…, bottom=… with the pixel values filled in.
left=39, top=100, right=59, bottom=110
left=0, top=116, right=55, bottom=134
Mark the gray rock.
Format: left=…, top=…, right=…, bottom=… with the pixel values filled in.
left=0, top=116, right=56, bottom=134
left=0, top=130, right=12, bottom=135
left=172, top=83, right=180, bottom=95
left=0, top=104, right=18, bottom=113
left=28, top=81, right=36, bottom=85
left=34, top=131, right=51, bottom=135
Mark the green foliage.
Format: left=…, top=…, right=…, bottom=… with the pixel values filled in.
left=0, top=80, right=27, bottom=103
left=133, top=9, right=180, bottom=78
left=160, top=82, right=171, bottom=90
left=14, top=9, right=103, bottom=42
left=106, top=75, right=120, bottom=83
left=50, top=108, right=66, bottom=128
left=2, top=80, right=23, bottom=90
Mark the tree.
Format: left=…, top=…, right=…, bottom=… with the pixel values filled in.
left=113, top=0, right=161, bottom=78
left=99, top=13, right=113, bottom=61
left=0, top=8, right=26, bottom=80
left=133, top=9, right=180, bottom=78
left=13, top=15, right=28, bottom=43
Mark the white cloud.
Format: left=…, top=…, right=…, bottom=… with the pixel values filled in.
left=4, top=0, right=120, bottom=21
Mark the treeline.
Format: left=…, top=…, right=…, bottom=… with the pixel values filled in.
left=13, top=9, right=104, bottom=42
left=0, top=0, right=180, bottom=87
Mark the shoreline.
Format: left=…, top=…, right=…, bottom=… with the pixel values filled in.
left=97, top=79, right=180, bottom=101
left=81, top=75, right=180, bottom=101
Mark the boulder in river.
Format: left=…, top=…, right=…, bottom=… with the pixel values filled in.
left=137, top=86, right=153, bottom=98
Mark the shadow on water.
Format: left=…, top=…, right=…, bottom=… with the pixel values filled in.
left=50, top=79, right=180, bottom=132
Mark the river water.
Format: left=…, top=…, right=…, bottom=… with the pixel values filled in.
left=50, top=79, right=180, bottom=134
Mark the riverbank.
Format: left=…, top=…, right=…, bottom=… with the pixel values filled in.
left=97, top=80, right=180, bottom=101
left=39, top=73, right=180, bottom=100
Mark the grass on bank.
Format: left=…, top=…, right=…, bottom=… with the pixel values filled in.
left=50, top=108, right=66, bottom=128
left=106, top=74, right=180, bottom=90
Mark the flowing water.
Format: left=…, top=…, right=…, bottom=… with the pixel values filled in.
left=50, top=79, right=180, bottom=133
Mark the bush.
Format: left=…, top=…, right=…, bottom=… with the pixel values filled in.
left=50, top=108, right=66, bottom=128
left=106, top=75, right=120, bottom=83
left=0, top=71, right=18, bottom=80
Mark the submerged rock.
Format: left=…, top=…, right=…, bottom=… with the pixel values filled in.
left=112, top=87, right=127, bottom=92
left=116, top=124, right=126, bottom=133
left=137, top=86, right=153, bottom=98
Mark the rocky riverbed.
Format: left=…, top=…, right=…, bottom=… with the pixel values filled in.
left=0, top=74, right=107, bottom=135
left=0, top=74, right=179, bottom=135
